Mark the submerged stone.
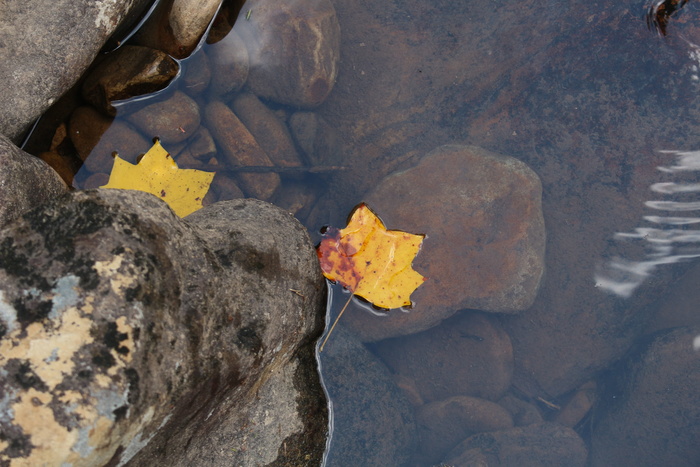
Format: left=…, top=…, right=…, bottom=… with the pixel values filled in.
left=349, top=144, right=545, bottom=341
left=234, top=0, right=341, bottom=107
left=590, top=327, right=700, bottom=467
left=444, top=422, right=587, bottom=467
left=81, top=45, right=179, bottom=117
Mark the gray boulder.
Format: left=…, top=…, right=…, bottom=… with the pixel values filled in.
left=0, top=0, right=153, bottom=142
left=0, top=190, right=327, bottom=466
left=0, top=133, right=68, bottom=228
left=590, top=327, right=700, bottom=467
left=320, top=326, right=417, bottom=466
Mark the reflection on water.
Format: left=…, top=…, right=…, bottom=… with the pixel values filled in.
left=596, top=149, right=700, bottom=298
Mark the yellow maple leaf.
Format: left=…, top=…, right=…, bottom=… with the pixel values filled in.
left=100, top=140, right=214, bottom=217
left=316, top=203, right=426, bottom=350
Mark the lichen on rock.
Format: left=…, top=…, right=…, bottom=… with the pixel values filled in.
left=0, top=189, right=328, bottom=466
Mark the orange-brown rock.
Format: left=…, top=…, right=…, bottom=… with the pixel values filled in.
left=82, top=45, right=179, bottom=116
left=126, top=91, right=201, bottom=144
left=231, top=92, right=302, bottom=168
left=234, top=0, right=340, bottom=107
left=204, top=101, right=279, bottom=200
left=347, top=144, right=545, bottom=341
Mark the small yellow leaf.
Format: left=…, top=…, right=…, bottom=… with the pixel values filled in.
left=317, top=203, right=426, bottom=309
left=100, top=140, right=214, bottom=217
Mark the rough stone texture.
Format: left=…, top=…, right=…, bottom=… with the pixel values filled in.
left=348, top=144, right=545, bottom=341
left=125, top=90, right=201, bottom=144
left=444, top=422, right=588, bottom=467
left=0, top=190, right=327, bottom=466
left=0, top=0, right=154, bottom=143
left=373, top=312, right=513, bottom=404
left=319, top=326, right=417, bottom=467
left=415, top=395, right=514, bottom=465
left=82, top=45, right=180, bottom=117
left=234, top=0, right=340, bottom=107
left=589, top=327, right=700, bottom=467
left=0, top=134, right=68, bottom=228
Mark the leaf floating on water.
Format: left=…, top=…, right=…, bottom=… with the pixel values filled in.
left=316, top=203, right=426, bottom=350
left=100, top=140, right=214, bottom=217
left=317, top=203, right=426, bottom=309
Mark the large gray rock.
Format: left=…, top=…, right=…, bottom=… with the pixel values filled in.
left=320, top=326, right=417, bottom=466
left=590, top=327, right=700, bottom=467
left=0, top=190, right=327, bottom=466
left=0, top=0, right=153, bottom=142
left=0, top=134, right=67, bottom=227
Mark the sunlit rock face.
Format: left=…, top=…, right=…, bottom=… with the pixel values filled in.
left=0, top=190, right=327, bottom=466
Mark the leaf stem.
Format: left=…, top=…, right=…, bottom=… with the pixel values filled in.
left=319, top=294, right=353, bottom=352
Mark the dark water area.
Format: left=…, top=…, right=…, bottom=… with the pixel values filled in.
left=23, top=0, right=700, bottom=465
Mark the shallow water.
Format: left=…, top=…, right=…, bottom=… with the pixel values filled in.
left=24, top=0, right=700, bottom=465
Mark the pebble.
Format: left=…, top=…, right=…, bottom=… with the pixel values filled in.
left=70, top=107, right=151, bottom=174
left=231, top=92, right=303, bottom=167
left=415, top=395, right=514, bottom=465
left=444, top=422, right=587, bottom=467
left=204, top=100, right=279, bottom=200
left=288, top=111, right=345, bottom=166
left=126, top=90, right=201, bottom=144
left=181, top=49, right=212, bottom=96
left=234, top=0, right=340, bottom=107
left=207, top=29, right=249, bottom=97
left=211, top=173, right=245, bottom=201
left=372, top=312, right=513, bottom=403
left=169, top=0, right=222, bottom=57
left=81, top=45, right=179, bottom=116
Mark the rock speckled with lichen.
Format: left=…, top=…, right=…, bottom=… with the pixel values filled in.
left=0, top=189, right=327, bottom=466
